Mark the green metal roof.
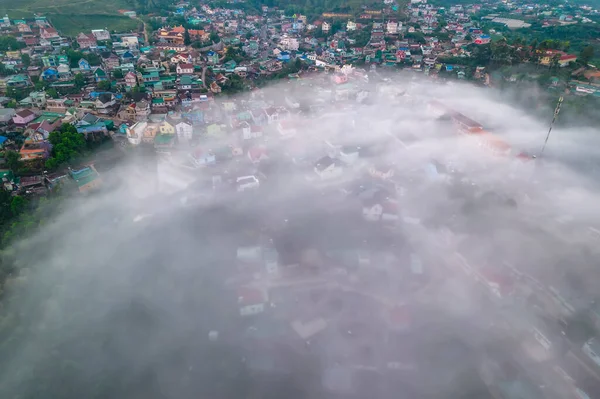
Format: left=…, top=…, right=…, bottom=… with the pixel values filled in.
left=69, top=167, right=99, bottom=187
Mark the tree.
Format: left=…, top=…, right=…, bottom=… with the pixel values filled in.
left=20, top=53, right=31, bottom=68
left=112, top=69, right=124, bottom=79
left=97, top=80, right=112, bottom=91
left=34, top=80, right=46, bottom=91
left=5, top=100, right=16, bottom=108
left=5, top=151, right=21, bottom=174
left=74, top=73, right=86, bottom=88
left=580, top=45, right=594, bottom=66
left=184, top=28, right=191, bottom=45
left=10, top=196, right=26, bottom=217
left=45, top=124, right=86, bottom=170
left=0, top=35, right=25, bottom=51
left=46, top=88, right=59, bottom=99
left=210, top=32, right=220, bottom=44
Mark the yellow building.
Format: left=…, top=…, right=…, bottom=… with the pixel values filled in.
left=159, top=120, right=175, bottom=134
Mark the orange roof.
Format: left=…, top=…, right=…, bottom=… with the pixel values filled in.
left=172, top=25, right=185, bottom=33
left=479, top=132, right=511, bottom=154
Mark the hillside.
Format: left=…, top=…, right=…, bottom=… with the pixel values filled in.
left=0, top=0, right=140, bottom=37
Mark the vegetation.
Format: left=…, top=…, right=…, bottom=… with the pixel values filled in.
left=45, top=124, right=86, bottom=171
left=49, top=13, right=139, bottom=37
left=0, top=35, right=25, bottom=51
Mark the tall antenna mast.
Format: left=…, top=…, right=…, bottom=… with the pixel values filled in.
left=539, top=95, right=564, bottom=157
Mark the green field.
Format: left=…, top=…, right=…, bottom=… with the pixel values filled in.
left=0, top=0, right=140, bottom=37
left=48, top=13, right=140, bottom=37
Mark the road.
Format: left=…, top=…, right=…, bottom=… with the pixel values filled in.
left=136, top=17, right=149, bottom=44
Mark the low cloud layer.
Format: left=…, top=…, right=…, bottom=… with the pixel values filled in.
left=1, top=74, right=600, bottom=398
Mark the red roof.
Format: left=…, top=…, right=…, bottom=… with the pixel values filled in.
left=178, top=63, right=193, bottom=69
left=264, top=106, right=278, bottom=116
left=278, top=120, right=296, bottom=130
left=237, top=286, right=266, bottom=306
left=15, top=109, right=35, bottom=119
left=248, top=146, right=268, bottom=162
left=560, top=55, right=577, bottom=61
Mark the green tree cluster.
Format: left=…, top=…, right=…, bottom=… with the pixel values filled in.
left=0, top=35, right=25, bottom=51
left=65, top=49, right=101, bottom=68
left=45, top=124, right=86, bottom=170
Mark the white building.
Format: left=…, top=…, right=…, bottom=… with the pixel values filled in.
left=91, top=29, right=111, bottom=41
left=176, top=121, right=193, bottom=142
left=314, top=156, right=343, bottom=180
left=322, top=21, right=331, bottom=32
left=121, top=36, right=139, bottom=49
left=0, top=14, right=10, bottom=27
left=126, top=121, right=147, bottom=145
left=280, top=36, right=299, bottom=51
left=387, top=21, right=399, bottom=34
left=238, top=286, right=268, bottom=316
left=347, top=20, right=357, bottom=31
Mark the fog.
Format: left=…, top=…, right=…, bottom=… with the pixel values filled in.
left=1, top=72, right=600, bottom=399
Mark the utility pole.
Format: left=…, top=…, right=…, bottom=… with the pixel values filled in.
left=539, top=95, right=564, bottom=157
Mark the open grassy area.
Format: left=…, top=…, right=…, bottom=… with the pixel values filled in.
left=49, top=13, right=140, bottom=37
left=0, top=0, right=140, bottom=37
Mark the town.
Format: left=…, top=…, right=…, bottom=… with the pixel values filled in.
left=0, top=0, right=599, bottom=397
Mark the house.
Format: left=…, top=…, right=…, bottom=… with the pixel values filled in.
left=339, top=145, right=360, bottom=164
left=474, top=35, right=491, bottom=45
left=19, top=137, right=50, bottom=160
left=238, top=286, right=268, bottom=316
left=177, top=75, right=199, bottom=91
left=176, top=63, right=194, bottom=75
left=77, top=32, right=97, bottom=49
left=40, top=27, right=59, bottom=40
left=126, top=121, right=147, bottom=145
left=154, top=134, right=176, bottom=151
left=159, top=120, right=175, bottom=134
left=0, top=108, right=16, bottom=124
left=78, top=58, right=91, bottom=72
left=69, top=165, right=102, bottom=193
left=314, top=156, right=343, bottom=180
left=57, top=64, right=72, bottom=80
left=277, top=120, right=297, bottom=138
left=94, top=93, right=116, bottom=114
left=539, top=50, right=577, bottom=67
left=206, top=51, right=219, bottom=65
left=190, top=147, right=216, bottom=167
left=94, top=67, right=108, bottom=82
left=46, top=98, right=71, bottom=113
left=124, top=71, right=137, bottom=87
left=13, top=109, right=36, bottom=125
left=241, top=123, right=263, bottom=140
left=92, top=29, right=111, bottom=41
left=121, top=36, right=139, bottom=49
left=101, top=53, right=120, bottom=70
left=41, top=68, right=59, bottom=81
left=362, top=199, right=383, bottom=221
left=248, top=146, right=268, bottom=164
left=171, top=53, right=192, bottom=64
left=369, top=163, right=395, bottom=180
left=175, top=120, right=193, bottom=142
